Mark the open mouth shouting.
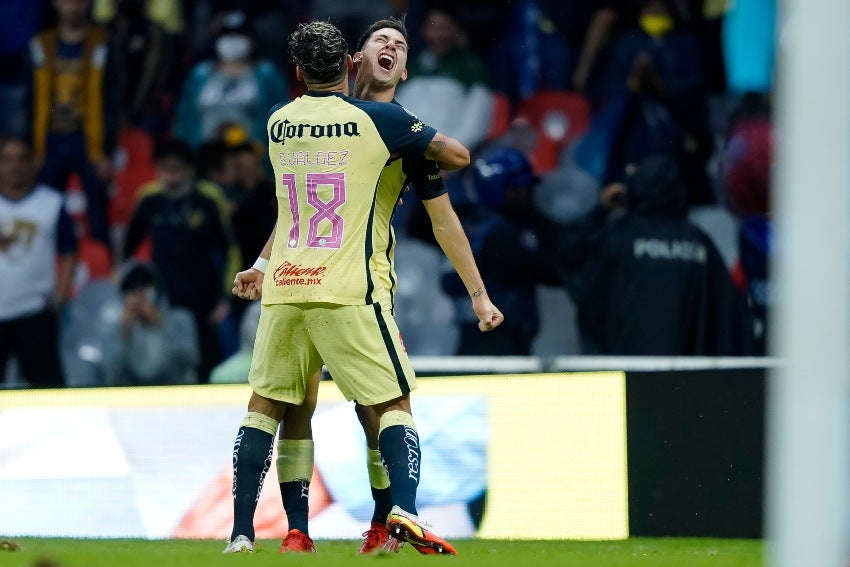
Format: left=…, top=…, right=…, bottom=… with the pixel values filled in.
left=378, top=52, right=395, bottom=71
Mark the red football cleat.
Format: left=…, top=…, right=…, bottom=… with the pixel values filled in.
left=359, top=521, right=403, bottom=555
left=279, top=529, right=316, bottom=553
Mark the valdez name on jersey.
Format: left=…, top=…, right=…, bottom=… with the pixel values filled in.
left=262, top=91, right=436, bottom=307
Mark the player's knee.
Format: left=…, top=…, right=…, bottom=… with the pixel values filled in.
left=372, top=394, right=411, bottom=416
left=247, top=391, right=286, bottom=421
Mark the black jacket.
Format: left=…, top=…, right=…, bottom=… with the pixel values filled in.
left=123, top=185, right=231, bottom=317
left=559, top=156, right=756, bottom=355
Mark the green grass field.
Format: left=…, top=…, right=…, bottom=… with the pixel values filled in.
left=1, top=538, right=763, bottom=567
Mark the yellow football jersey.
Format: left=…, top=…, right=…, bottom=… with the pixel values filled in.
left=262, top=92, right=438, bottom=306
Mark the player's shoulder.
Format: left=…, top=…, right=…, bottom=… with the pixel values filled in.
left=268, top=99, right=293, bottom=117
left=349, top=97, right=430, bottom=144
left=346, top=96, right=420, bottom=120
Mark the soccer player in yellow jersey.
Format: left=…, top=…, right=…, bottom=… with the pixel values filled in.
left=224, top=20, right=502, bottom=556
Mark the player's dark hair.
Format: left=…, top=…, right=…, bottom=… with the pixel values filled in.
left=289, top=21, right=348, bottom=85
left=356, top=15, right=408, bottom=52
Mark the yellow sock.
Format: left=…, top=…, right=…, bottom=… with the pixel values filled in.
left=367, top=448, right=390, bottom=489
left=240, top=411, right=279, bottom=436
left=277, top=439, right=314, bottom=482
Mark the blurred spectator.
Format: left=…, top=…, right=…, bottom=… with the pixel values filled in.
left=102, top=261, right=200, bottom=385
left=558, top=154, right=756, bottom=355
left=0, top=137, right=78, bottom=388
left=137, top=136, right=243, bottom=285
left=575, top=47, right=712, bottom=206
left=103, top=0, right=176, bottom=131
left=309, top=0, right=394, bottom=51
left=185, top=1, right=305, bottom=72
left=197, top=138, right=237, bottom=193
left=28, top=0, right=120, bottom=250
left=173, top=9, right=288, bottom=149
left=572, top=0, right=724, bottom=99
left=568, top=0, right=724, bottom=93
left=677, top=0, right=729, bottom=94
left=122, top=138, right=238, bottom=382
left=403, top=0, right=511, bottom=59
left=604, top=1, right=708, bottom=110
left=93, top=0, right=184, bottom=34
left=571, top=0, right=639, bottom=98
left=241, top=1, right=306, bottom=73
left=600, top=0, right=713, bottom=202
left=209, top=300, right=260, bottom=384
left=226, top=140, right=276, bottom=278
left=489, top=0, right=576, bottom=104
left=396, top=5, right=494, bottom=151
left=721, top=94, right=771, bottom=219
left=0, top=0, right=43, bottom=138
left=720, top=93, right=772, bottom=353
left=440, top=147, right=561, bottom=355
left=574, top=54, right=675, bottom=181
left=224, top=140, right=276, bottom=323
left=94, top=0, right=185, bottom=136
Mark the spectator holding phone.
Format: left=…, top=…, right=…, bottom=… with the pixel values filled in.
left=102, top=261, right=200, bottom=385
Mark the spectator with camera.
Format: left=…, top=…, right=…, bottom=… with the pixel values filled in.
left=102, top=261, right=199, bottom=385
left=122, top=138, right=239, bottom=382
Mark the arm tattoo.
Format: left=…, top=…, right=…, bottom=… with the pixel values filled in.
left=427, top=139, right=447, bottom=158
left=471, top=287, right=484, bottom=298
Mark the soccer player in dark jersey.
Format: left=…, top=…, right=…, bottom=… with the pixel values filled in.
left=351, top=16, right=496, bottom=554
left=224, top=20, right=503, bottom=556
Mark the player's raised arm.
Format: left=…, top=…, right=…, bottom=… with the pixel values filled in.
left=422, top=193, right=503, bottom=332
left=425, top=132, right=470, bottom=171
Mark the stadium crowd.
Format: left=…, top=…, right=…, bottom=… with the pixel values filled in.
left=0, top=0, right=775, bottom=388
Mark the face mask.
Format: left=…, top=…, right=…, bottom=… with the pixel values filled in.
left=639, top=14, right=674, bottom=38
left=216, top=34, right=251, bottom=61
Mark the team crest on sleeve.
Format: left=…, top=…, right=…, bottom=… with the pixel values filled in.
left=411, top=121, right=423, bottom=133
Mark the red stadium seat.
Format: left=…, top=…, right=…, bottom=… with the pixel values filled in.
left=77, top=236, right=112, bottom=280
left=516, top=90, right=591, bottom=174
left=109, top=127, right=156, bottom=229
left=487, top=92, right=513, bottom=141
left=68, top=236, right=114, bottom=297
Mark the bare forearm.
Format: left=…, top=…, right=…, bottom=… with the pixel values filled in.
left=425, top=195, right=504, bottom=331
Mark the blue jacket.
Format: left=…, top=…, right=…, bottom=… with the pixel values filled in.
left=173, top=59, right=288, bottom=147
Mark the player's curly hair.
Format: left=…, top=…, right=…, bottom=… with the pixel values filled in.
left=288, top=21, right=348, bottom=85
left=356, top=15, right=408, bottom=51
